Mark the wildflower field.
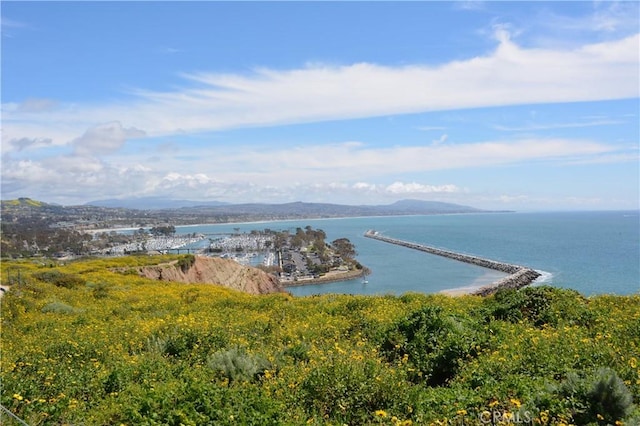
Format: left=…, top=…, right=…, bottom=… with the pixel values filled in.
left=1, top=255, right=639, bottom=425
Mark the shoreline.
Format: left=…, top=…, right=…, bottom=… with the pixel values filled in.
left=282, top=269, right=367, bottom=287
left=83, top=211, right=514, bottom=235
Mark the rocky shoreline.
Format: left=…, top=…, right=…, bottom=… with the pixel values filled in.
left=364, top=230, right=540, bottom=296
left=281, top=268, right=367, bottom=287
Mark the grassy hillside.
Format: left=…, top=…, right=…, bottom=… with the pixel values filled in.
left=1, top=256, right=638, bottom=425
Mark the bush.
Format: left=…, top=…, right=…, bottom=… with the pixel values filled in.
left=300, top=358, right=412, bottom=423
left=176, top=254, right=196, bottom=273
left=146, top=328, right=201, bottom=359
left=41, top=301, right=82, bottom=314
left=181, top=288, right=200, bottom=304
left=584, top=367, right=634, bottom=424
left=88, top=281, right=111, bottom=299
left=382, top=305, right=486, bottom=386
left=32, top=270, right=84, bottom=289
left=544, top=368, right=635, bottom=425
left=281, top=342, right=310, bottom=363
left=483, top=286, right=593, bottom=327
left=207, top=347, right=273, bottom=385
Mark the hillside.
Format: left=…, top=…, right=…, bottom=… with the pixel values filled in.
left=137, top=255, right=282, bottom=295
left=1, top=256, right=638, bottom=425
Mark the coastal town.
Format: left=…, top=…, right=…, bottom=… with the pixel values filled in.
left=0, top=198, right=365, bottom=285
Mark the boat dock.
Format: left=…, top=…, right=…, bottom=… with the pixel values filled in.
left=363, top=230, right=540, bottom=295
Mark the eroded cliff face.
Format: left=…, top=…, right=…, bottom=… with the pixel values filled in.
left=138, top=256, right=282, bottom=295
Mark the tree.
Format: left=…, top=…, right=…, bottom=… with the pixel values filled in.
left=332, top=238, right=356, bottom=260
left=150, top=225, right=175, bottom=236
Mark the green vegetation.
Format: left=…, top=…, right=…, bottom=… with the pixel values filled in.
left=175, top=254, right=196, bottom=273
left=1, top=257, right=638, bottom=425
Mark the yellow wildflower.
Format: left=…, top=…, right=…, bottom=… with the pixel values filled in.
left=375, top=410, right=388, bottom=418
left=510, top=398, right=522, bottom=408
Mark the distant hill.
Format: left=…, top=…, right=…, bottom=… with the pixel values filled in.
left=2, top=197, right=48, bottom=208
left=374, top=199, right=482, bottom=214
left=183, top=199, right=482, bottom=217
left=84, top=197, right=481, bottom=214
left=86, top=197, right=229, bottom=210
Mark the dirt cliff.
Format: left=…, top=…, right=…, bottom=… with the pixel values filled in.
left=138, top=256, right=283, bottom=295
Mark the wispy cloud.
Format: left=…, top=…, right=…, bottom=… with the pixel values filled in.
left=8, top=137, right=53, bottom=152
left=493, top=119, right=625, bottom=132
left=431, top=134, right=449, bottom=146
left=454, top=1, right=485, bottom=12
left=416, top=126, right=447, bottom=131
left=72, top=122, right=146, bottom=156
left=157, top=46, right=181, bottom=54
left=1, top=16, right=31, bottom=38
left=2, top=32, right=638, bottom=150
left=2, top=136, right=628, bottom=204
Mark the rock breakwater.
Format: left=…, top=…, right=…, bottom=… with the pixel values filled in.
left=364, top=230, right=540, bottom=295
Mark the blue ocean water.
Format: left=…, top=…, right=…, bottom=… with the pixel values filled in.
left=175, top=211, right=639, bottom=296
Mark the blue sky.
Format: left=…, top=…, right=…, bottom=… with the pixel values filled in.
left=2, top=1, right=638, bottom=210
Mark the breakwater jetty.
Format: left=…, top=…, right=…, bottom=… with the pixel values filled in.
left=364, top=230, right=540, bottom=296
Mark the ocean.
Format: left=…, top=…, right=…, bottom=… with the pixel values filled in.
left=174, top=211, right=639, bottom=297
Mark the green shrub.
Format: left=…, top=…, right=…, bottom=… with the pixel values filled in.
left=176, top=254, right=196, bottom=273
left=103, top=369, right=126, bottom=394
left=146, top=328, right=201, bottom=359
left=300, top=357, right=412, bottom=423
left=543, top=368, right=635, bottom=425
left=181, top=288, right=200, bottom=304
left=281, top=342, right=310, bottom=363
left=88, top=281, right=111, bottom=299
left=483, top=286, right=594, bottom=327
left=382, top=305, right=486, bottom=386
left=584, top=367, right=634, bottom=424
left=207, top=347, right=272, bottom=385
left=32, top=270, right=84, bottom=289
left=41, top=301, right=82, bottom=314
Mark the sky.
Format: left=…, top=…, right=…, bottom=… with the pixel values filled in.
left=1, top=1, right=639, bottom=211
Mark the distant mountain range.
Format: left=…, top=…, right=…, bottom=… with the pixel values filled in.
left=2, top=197, right=500, bottom=232
left=85, top=197, right=482, bottom=215
left=86, top=197, right=229, bottom=210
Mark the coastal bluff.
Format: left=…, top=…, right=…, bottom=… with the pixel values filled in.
left=364, top=230, right=540, bottom=296
left=137, top=256, right=283, bottom=295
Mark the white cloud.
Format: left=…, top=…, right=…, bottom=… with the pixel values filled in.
left=17, top=98, right=58, bottom=113
left=431, top=134, right=449, bottom=145
left=386, top=182, right=460, bottom=194
left=8, top=137, right=53, bottom=152
left=72, top=121, right=146, bottom=156
left=493, top=119, right=625, bottom=132
left=417, top=126, right=447, bottom=131
left=2, top=133, right=629, bottom=205
left=2, top=32, right=638, bottom=148
left=232, top=138, right=616, bottom=182
left=1, top=16, right=30, bottom=38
